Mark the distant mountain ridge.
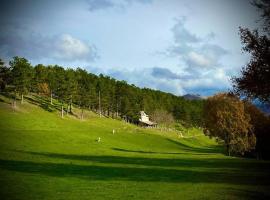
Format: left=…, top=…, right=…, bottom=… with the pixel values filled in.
left=182, top=94, right=270, bottom=115
left=182, top=94, right=203, bottom=100
left=254, top=101, right=270, bottom=116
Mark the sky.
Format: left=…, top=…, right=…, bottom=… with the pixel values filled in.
left=0, top=0, right=261, bottom=96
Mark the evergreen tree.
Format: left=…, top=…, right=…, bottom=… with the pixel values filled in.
left=3, top=57, right=204, bottom=124
left=33, top=64, right=49, bottom=95
left=0, top=59, right=10, bottom=91
left=9, top=57, right=33, bottom=104
left=65, top=68, right=78, bottom=114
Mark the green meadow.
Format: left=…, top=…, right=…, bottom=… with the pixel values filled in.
left=0, top=95, right=269, bottom=200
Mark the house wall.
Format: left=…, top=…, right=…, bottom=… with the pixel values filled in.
left=141, top=115, right=149, bottom=122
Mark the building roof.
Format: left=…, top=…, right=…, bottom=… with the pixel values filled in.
left=139, top=119, right=157, bottom=125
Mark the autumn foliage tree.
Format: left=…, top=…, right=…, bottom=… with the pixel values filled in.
left=243, top=101, right=270, bottom=159
left=203, top=93, right=256, bottom=156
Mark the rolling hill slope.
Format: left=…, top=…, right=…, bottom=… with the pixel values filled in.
left=0, top=95, right=269, bottom=200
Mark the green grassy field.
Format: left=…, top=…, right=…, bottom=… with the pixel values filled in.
left=0, top=95, right=269, bottom=200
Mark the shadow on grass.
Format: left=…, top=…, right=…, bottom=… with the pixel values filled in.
left=2, top=150, right=270, bottom=199
left=24, top=95, right=59, bottom=113
left=111, top=147, right=210, bottom=155
left=12, top=150, right=270, bottom=172
left=0, top=92, right=15, bottom=104
left=0, top=158, right=269, bottom=200
left=24, top=95, right=81, bottom=118
left=227, top=188, right=270, bottom=200
left=166, top=138, right=225, bottom=154
left=0, top=158, right=269, bottom=187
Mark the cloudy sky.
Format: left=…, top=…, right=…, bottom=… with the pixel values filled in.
left=0, top=0, right=260, bottom=96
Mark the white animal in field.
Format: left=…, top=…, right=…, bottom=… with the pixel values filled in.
left=179, top=132, right=183, bottom=138
left=97, top=137, right=101, bottom=142
left=113, top=129, right=115, bottom=135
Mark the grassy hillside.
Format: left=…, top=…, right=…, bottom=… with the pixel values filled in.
left=0, top=95, right=269, bottom=200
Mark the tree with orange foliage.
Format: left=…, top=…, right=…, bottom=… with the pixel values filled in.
left=244, top=101, right=270, bottom=159
left=203, top=93, right=256, bottom=156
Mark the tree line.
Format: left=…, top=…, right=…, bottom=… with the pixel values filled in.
left=0, top=57, right=204, bottom=126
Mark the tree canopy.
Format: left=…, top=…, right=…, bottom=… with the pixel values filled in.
left=203, top=93, right=256, bottom=155
left=232, top=0, right=270, bottom=103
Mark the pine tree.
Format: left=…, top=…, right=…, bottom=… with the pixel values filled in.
left=9, top=57, right=33, bottom=104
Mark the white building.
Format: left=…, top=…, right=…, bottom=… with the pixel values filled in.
left=139, top=111, right=157, bottom=127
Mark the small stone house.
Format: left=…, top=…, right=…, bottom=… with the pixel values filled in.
left=138, top=111, right=157, bottom=127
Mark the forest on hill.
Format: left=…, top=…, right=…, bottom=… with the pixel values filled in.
left=0, top=57, right=203, bottom=126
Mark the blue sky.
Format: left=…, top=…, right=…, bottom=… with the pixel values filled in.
left=0, top=0, right=260, bottom=96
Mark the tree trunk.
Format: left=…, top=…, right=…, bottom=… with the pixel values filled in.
left=225, top=133, right=231, bottom=156
left=69, top=102, right=72, bottom=113
left=116, top=102, right=119, bottom=117
left=81, top=108, right=84, bottom=120
left=66, top=104, right=68, bottom=115
left=226, top=144, right=231, bottom=156
left=50, top=91, right=53, bottom=105
left=61, top=105, right=64, bottom=118
left=21, top=94, right=24, bottom=104
left=69, top=99, right=72, bottom=113
left=99, top=90, right=101, bottom=118
left=13, top=95, right=17, bottom=109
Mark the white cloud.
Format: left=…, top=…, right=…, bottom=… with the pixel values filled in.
left=0, top=29, right=98, bottom=62
left=1, top=0, right=252, bottom=97
left=158, top=17, right=231, bottom=95
left=86, top=0, right=152, bottom=11
left=172, top=18, right=200, bottom=44
left=87, top=65, right=231, bottom=96
left=167, top=18, right=228, bottom=71
left=54, top=34, right=92, bottom=60
left=187, top=51, right=211, bottom=68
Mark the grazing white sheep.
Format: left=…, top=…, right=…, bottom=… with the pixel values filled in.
left=97, top=137, right=101, bottom=142
left=179, top=132, right=183, bottom=138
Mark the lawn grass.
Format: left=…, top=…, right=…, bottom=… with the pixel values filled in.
left=0, top=95, right=270, bottom=200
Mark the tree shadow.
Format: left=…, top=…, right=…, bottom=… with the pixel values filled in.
left=24, top=95, right=60, bottom=112
left=166, top=138, right=224, bottom=154
left=2, top=151, right=270, bottom=199
left=0, top=158, right=269, bottom=187
left=13, top=150, right=270, bottom=172
left=23, top=95, right=79, bottom=118
left=226, top=188, right=270, bottom=200
left=111, top=147, right=212, bottom=156
left=0, top=92, right=15, bottom=104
